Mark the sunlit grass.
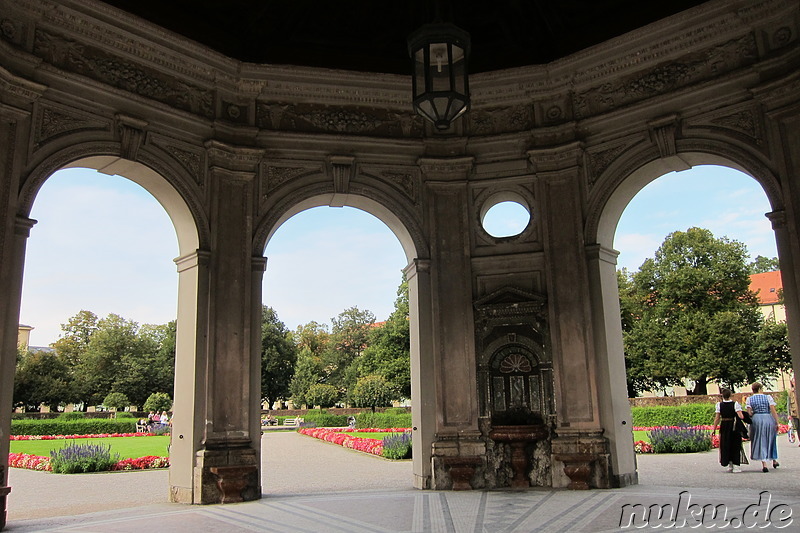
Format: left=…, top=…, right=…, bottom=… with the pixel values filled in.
left=10, top=436, right=170, bottom=459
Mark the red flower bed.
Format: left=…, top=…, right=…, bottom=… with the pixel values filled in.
left=11, top=432, right=154, bottom=440
left=298, top=427, right=388, bottom=456
left=9, top=453, right=52, bottom=471
left=112, top=455, right=169, bottom=470
left=9, top=434, right=169, bottom=472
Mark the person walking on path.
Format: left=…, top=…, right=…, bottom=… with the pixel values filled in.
left=789, top=375, right=799, bottom=446
left=712, top=388, right=747, bottom=472
left=746, top=382, right=780, bottom=472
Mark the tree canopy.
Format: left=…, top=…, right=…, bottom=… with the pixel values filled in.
left=621, top=228, right=788, bottom=395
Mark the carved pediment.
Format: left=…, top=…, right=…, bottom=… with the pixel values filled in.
left=475, top=286, right=547, bottom=320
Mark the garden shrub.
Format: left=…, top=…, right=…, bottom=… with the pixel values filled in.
left=11, top=418, right=137, bottom=436
left=356, top=411, right=412, bottom=429
left=115, top=412, right=135, bottom=419
left=648, top=425, right=712, bottom=453
left=50, top=442, right=120, bottom=473
left=382, top=432, right=412, bottom=460
left=301, top=409, right=348, bottom=427
left=632, top=404, right=715, bottom=427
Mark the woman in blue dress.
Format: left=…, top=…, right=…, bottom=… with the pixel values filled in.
left=745, top=382, right=780, bottom=472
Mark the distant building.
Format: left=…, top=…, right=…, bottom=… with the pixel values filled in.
left=17, top=324, right=33, bottom=349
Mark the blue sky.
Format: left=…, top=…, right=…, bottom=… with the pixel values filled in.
left=19, top=164, right=776, bottom=346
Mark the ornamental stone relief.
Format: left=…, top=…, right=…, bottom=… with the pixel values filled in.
left=161, top=144, right=204, bottom=186
left=574, top=34, right=759, bottom=119
left=468, top=104, right=533, bottom=135
left=256, top=102, right=420, bottom=137
left=31, top=29, right=214, bottom=119
left=33, top=105, right=111, bottom=151
left=683, top=105, right=766, bottom=153
left=261, top=164, right=319, bottom=195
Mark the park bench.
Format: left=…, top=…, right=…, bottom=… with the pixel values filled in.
left=282, top=417, right=304, bottom=427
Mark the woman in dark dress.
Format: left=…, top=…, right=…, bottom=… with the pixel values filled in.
left=712, top=388, right=746, bottom=473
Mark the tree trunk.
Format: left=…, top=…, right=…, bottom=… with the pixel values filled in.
left=689, top=378, right=708, bottom=395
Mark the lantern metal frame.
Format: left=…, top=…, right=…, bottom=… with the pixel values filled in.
left=407, top=22, right=471, bottom=131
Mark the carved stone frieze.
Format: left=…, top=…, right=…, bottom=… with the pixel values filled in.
left=468, top=104, right=534, bottom=135
left=33, top=104, right=111, bottom=151
left=683, top=104, right=765, bottom=151
left=586, top=143, right=629, bottom=186
left=0, top=17, right=25, bottom=47
left=360, top=164, right=421, bottom=204
left=260, top=163, right=321, bottom=195
left=255, top=102, right=422, bottom=137
left=574, top=34, right=759, bottom=120
left=32, top=29, right=214, bottom=119
left=149, top=134, right=205, bottom=186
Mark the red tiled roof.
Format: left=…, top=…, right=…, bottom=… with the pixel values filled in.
left=749, top=271, right=782, bottom=305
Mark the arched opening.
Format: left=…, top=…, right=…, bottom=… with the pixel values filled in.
left=591, top=160, right=792, bottom=485
left=260, top=194, right=431, bottom=491
left=11, top=158, right=201, bottom=518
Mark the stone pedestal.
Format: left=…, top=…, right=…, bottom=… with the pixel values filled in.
left=210, top=466, right=258, bottom=503
left=489, top=425, right=549, bottom=489
left=0, top=485, right=10, bottom=531
left=441, top=457, right=482, bottom=490
left=554, top=454, right=595, bottom=490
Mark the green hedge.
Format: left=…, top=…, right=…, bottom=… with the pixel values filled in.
left=301, top=409, right=348, bottom=427
left=631, top=404, right=715, bottom=427
left=11, top=418, right=137, bottom=436
left=356, top=411, right=412, bottom=429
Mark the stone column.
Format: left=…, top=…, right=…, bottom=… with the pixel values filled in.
left=192, top=143, right=263, bottom=504
left=769, top=211, right=800, bottom=395
left=419, top=157, right=484, bottom=489
left=406, top=258, right=434, bottom=489
left=529, top=143, right=610, bottom=489
left=169, top=250, right=210, bottom=503
left=585, top=244, right=637, bottom=487
left=0, top=97, right=37, bottom=530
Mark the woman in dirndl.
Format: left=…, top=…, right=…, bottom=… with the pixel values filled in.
left=746, top=382, right=779, bottom=472
left=711, top=388, right=747, bottom=472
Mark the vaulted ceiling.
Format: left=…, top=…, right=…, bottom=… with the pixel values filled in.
left=100, top=0, right=711, bottom=74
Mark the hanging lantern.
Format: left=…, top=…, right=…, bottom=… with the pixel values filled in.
left=407, top=22, right=471, bottom=130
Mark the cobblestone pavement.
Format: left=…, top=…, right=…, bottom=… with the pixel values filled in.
left=5, top=431, right=800, bottom=532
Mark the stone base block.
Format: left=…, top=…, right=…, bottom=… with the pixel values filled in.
left=1, top=485, right=10, bottom=531
left=194, top=447, right=260, bottom=504
left=441, top=457, right=483, bottom=490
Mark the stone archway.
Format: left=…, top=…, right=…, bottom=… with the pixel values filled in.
left=256, top=183, right=436, bottom=489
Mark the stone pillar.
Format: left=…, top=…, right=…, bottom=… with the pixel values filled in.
left=169, top=250, right=210, bottom=503
left=406, top=259, right=435, bottom=488
left=769, top=210, right=800, bottom=396
left=529, top=143, right=610, bottom=489
left=419, top=157, right=484, bottom=489
left=0, top=97, right=37, bottom=530
left=192, top=143, right=263, bottom=504
left=585, top=244, right=637, bottom=487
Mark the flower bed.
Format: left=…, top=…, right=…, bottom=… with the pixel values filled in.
left=8, top=433, right=169, bottom=472
left=10, top=432, right=154, bottom=441
left=632, top=424, right=791, bottom=453
left=298, top=427, right=385, bottom=456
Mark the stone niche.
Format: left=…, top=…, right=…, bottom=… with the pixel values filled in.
left=474, top=287, right=555, bottom=489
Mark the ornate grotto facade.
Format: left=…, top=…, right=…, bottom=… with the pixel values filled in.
left=1, top=0, right=799, bottom=525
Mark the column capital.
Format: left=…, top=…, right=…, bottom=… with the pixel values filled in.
left=527, top=141, right=584, bottom=174
left=174, top=249, right=211, bottom=273
left=585, top=244, right=620, bottom=265
left=404, top=258, right=431, bottom=279
left=766, top=210, right=786, bottom=230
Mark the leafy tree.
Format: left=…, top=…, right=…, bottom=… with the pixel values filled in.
left=103, top=391, right=130, bottom=412
left=143, top=392, right=172, bottom=413
left=359, top=276, right=411, bottom=398
left=752, top=320, right=792, bottom=380
left=622, top=228, right=765, bottom=395
left=349, top=374, right=395, bottom=412
left=326, top=306, right=376, bottom=393
left=111, top=321, right=175, bottom=408
left=305, top=383, right=339, bottom=408
left=748, top=255, right=780, bottom=274
left=288, top=322, right=330, bottom=407
left=260, top=306, right=297, bottom=409
left=13, top=348, right=73, bottom=411
left=71, top=313, right=142, bottom=407
left=51, top=309, right=98, bottom=368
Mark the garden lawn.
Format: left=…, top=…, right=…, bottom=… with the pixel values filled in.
left=10, top=436, right=170, bottom=459
left=346, top=432, right=397, bottom=440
